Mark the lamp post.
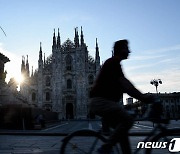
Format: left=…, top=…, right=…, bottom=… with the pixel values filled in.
left=150, top=79, right=162, bottom=94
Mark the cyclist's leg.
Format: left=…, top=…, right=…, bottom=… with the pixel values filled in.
left=90, top=97, right=133, bottom=153
left=104, top=108, right=134, bottom=154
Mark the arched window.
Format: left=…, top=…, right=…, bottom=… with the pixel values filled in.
left=32, top=92, right=36, bottom=101
left=67, top=79, right=72, bottom=89
left=65, top=55, right=72, bottom=71
left=46, top=92, right=51, bottom=101
left=166, top=105, right=169, bottom=112
left=46, top=76, right=51, bottom=86
left=88, top=75, right=94, bottom=85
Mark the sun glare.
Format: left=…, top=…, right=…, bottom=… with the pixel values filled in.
left=15, top=74, right=24, bottom=85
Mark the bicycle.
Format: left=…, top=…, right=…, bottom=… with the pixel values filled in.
left=60, top=99, right=180, bottom=154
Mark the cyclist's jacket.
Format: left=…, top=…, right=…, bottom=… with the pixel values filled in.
left=90, top=57, right=124, bottom=102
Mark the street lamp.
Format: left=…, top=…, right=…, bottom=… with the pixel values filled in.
left=150, top=79, right=162, bottom=94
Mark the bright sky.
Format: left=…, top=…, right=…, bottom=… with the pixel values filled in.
left=0, top=0, right=180, bottom=99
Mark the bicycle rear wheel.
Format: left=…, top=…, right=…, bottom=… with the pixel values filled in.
left=145, top=129, right=180, bottom=154
left=60, top=129, right=122, bottom=154
left=60, top=129, right=107, bottom=154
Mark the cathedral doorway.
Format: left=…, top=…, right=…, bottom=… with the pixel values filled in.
left=66, top=103, right=74, bottom=119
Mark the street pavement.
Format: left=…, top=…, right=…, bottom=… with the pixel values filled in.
left=0, top=120, right=180, bottom=154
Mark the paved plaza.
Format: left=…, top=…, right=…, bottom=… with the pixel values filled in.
left=0, top=134, right=148, bottom=154
left=0, top=120, right=180, bottom=154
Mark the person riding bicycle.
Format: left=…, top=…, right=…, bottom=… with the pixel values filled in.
left=89, top=39, right=152, bottom=154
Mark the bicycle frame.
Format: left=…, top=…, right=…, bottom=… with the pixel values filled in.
left=133, top=122, right=168, bottom=154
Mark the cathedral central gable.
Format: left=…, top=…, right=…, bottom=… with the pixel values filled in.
left=62, top=39, right=75, bottom=51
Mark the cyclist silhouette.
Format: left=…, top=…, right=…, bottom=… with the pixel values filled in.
left=90, top=40, right=152, bottom=154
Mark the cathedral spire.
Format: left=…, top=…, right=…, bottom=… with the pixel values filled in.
left=95, top=38, right=99, bottom=58
left=74, top=27, right=79, bottom=48
left=31, top=66, right=34, bottom=77
left=26, top=55, right=30, bottom=77
left=39, top=42, right=43, bottom=61
left=52, top=29, right=56, bottom=49
left=44, top=53, right=46, bottom=66
left=80, top=26, right=84, bottom=46
left=21, top=56, right=25, bottom=73
left=95, top=38, right=100, bottom=74
left=38, top=42, right=43, bottom=70
left=26, top=55, right=29, bottom=66
left=57, top=28, right=61, bottom=48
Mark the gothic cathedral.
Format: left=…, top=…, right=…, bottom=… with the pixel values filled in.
left=20, top=27, right=100, bottom=119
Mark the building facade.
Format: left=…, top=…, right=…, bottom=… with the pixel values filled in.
left=20, top=27, right=100, bottom=119
left=128, top=92, right=180, bottom=120
left=159, top=92, right=180, bottom=119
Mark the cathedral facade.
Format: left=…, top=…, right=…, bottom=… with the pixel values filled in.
left=20, top=27, right=100, bottom=119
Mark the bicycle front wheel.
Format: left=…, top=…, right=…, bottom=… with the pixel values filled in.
left=60, top=129, right=107, bottom=154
